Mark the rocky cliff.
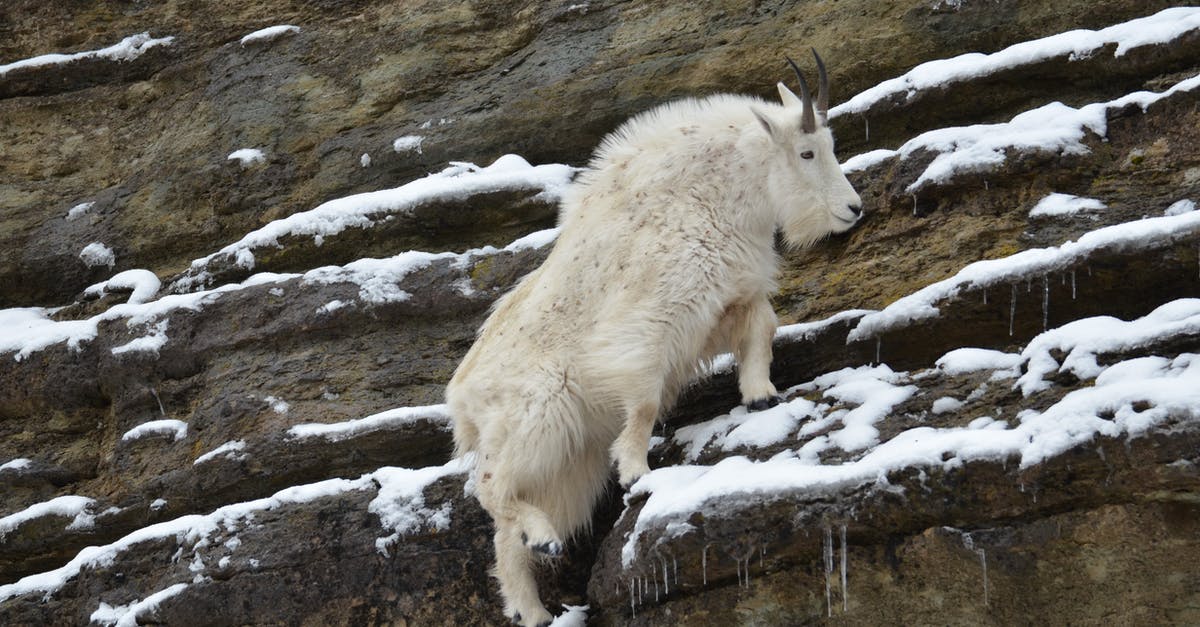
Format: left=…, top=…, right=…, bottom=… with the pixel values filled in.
left=2, top=1, right=1199, bottom=625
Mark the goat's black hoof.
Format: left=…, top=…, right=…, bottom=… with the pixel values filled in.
left=530, top=541, right=564, bottom=557
left=510, top=612, right=521, bottom=625
left=746, top=396, right=781, bottom=411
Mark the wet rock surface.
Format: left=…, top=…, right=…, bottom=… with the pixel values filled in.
left=4, top=2, right=1200, bottom=625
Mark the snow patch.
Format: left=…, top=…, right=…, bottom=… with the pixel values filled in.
left=194, top=440, right=248, bottom=465
left=831, top=7, right=1200, bottom=117
left=79, top=242, right=116, bottom=269
left=0, top=495, right=96, bottom=540
left=369, top=458, right=469, bottom=555
left=85, top=269, right=161, bottom=305
left=90, top=582, right=188, bottom=627
left=0, top=32, right=175, bottom=76
left=0, top=458, right=32, bottom=472
left=111, top=319, right=169, bottom=356
left=121, top=420, right=188, bottom=443
left=240, top=25, right=300, bottom=46
left=1165, top=199, right=1196, bottom=216
left=848, top=207, right=1200, bottom=342
left=288, top=404, right=450, bottom=442
left=393, top=135, right=424, bottom=154
left=1029, top=193, right=1107, bottom=217
left=227, top=148, right=266, bottom=166
left=66, top=202, right=95, bottom=221
left=936, top=348, right=1022, bottom=375
left=182, top=154, right=576, bottom=286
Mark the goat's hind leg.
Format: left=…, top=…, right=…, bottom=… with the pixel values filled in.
left=492, top=520, right=553, bottom=627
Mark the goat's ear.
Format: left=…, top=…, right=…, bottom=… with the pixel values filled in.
left=752, top=107, right=776, bottom=138
left=776, top=81, right=803, bottom=109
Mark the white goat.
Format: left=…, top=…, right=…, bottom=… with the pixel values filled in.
left=446, top=52, right=862, bottom=626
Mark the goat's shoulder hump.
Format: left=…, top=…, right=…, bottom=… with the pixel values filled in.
left=591, top=93, right=768, bottom=163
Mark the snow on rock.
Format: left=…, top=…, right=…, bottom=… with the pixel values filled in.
left=303, top=251, right=457, bottom=304
left=830, top=7, right=1200, bottom=118
left=183, top=154, right=576, bottom=283
left=848, top=207, right=1200, bottom=342
left=288, top=404, right=450, bottom=442
left=193, top=440, right=248, bottom=465
left=79, top=242, right=116, bottom=269
left=227, top=148, right=266, bottom=167
left=66, top=201, right=95, bottom=221
left=121, top=419, right=189, bottom=443
left=84, top=269, right=162, bottom=305
left=0, top=272, right=296, bottom=362
left=1016, top=298, right=1200, bottom=396
left=932, top=397, right=964, bottom=414
left=622, top=319, right=1200, bottom=570
left=360, top=153, right=372, bottom=168
left=0, top=461, right=468, bottom=604
left=1029, top=193, right=1107, bottom=217
left=264, top=396, right=290, bottom=414
left=0, top=495, right=96, bottom=540
left=849, top=71, right=1200, bottom=192
left=369, top=458, right=470, bottom=555
left=315, top=299, right=347, bottom=315
left=1165, top=199, right=1197, bottom=216
left=239, top=25, right=300, bottom=46
left=548, top=605, right=589, bottom=627
left=0, top=32, right=175, bottom=76
left=90, top=582, right=189, bottom=627
left=936, top=347, right=1023, bottom=375
left=111, top=319, right=169, bottom=356
left=392, top=135, right=424, bottom=154
left=674, top=398, right=821, bottom=462
left=0, top=458, right=33, bottom=472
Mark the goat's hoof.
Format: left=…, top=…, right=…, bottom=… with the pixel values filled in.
left=530, top=540, right=564, bottom=557
left=510, top=612, right=521, bottom=625
left=746, top=396, right=781, bottom=411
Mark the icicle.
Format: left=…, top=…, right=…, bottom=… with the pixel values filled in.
left=1008, top=284, right=1017, bottom=337
left=984, top=180, right=989, bottom=191
left=662, top=557, right=669, bottom=596
left=875, top=337, right=881, bottom=365
left=149, top=387, right=167, bottom=417
left=962, top=534, right=989, bottom=608
left=673, top=556, right=678, bottom=587
left=702, top=544, right=709, bottom=586
left=864, top=116, right=870, bottom=142
left=630, top=580, right=636, bottom=617
left=912, top=193, right=918, bottom=216
left=1071, top=270, right=1076, bottom=300
left=840, top=525, right=848, bottom=613
left=980, top=548, right=989, bottom=608
left=760, top=545, right=765, bottom=569
left=736, top=557, right=743, bottom=589
left=983, top=289, right=987, bottom=305
left=654, top=564, right=660, bottom=601
left=823, top=526, right=834, bottom=617
left=1041, top=275, right=1049, bottom=331
left=1026, top=277, right=1031, bottom=292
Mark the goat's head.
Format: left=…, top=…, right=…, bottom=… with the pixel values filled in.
left=750, top=50, right=862, bottom=248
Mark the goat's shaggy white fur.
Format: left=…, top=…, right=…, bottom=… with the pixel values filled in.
left=446, top=82, right=862, bottom=626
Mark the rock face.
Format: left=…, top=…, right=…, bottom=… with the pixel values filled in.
left=3, top=2, right=1200, bottom=625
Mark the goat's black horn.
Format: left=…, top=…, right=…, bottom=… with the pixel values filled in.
left=785, top=55, right=816, bottom=133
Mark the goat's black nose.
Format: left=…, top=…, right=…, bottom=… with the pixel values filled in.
left=848, top=203, right=863, bottom=217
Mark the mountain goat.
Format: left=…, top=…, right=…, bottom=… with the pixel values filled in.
left=446, top=51, right=862, bottom=626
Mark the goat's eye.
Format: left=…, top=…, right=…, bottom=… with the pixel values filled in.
left=800, top=150, right=814, bottom=160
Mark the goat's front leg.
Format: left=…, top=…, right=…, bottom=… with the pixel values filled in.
left=731, top=294, right=780, bottom=410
